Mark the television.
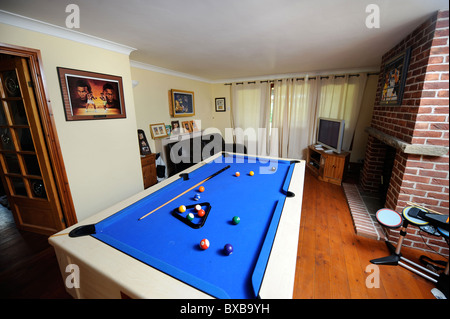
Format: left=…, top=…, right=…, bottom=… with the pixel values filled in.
left=316, top=117, right=345, bottom=153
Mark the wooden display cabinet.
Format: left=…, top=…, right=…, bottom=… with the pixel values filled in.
left=140, top=154, right=157, bottom=189
left=306, top=145, right=350, bottom=185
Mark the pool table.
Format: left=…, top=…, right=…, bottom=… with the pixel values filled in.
left=49, top=152, right=305, bottom=299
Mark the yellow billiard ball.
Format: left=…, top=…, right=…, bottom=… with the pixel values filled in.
left=249, top=171, right=254, bottom=176
left=178, top=205, right=186, bottom=213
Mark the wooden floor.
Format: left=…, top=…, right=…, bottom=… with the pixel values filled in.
left=0, top=202, right=71, bottom=299
left=293, top=170, right=446, bottom=299
left=0, top=170, right=446, bottom=299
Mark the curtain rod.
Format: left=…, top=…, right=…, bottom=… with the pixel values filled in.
left=224, top=72, right=379, bottom=85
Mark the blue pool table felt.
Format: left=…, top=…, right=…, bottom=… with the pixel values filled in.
left=89, top=154, right=296, bottom=298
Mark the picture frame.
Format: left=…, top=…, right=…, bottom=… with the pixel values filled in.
left=149, top=123, right=169, bottom=139
left=190, top=120, right=200, bottom=132
left=215, top=97, right=226, bottom=112
left=181, top=121, right=193, bottom=133
left=380, top=47, right=411, bottom=105
left=57, top=67, right=126, bottom=121
left=137, top=129, right=151, bottom=155
left=171, top=120, right=181, bottom=135
left=171, top=89, right=195, bottom=117
left=165, top=125, right=172, bottom=136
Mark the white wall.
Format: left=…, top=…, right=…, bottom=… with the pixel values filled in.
left=211, top=83, right=233, bottom=142
left=131, top=66, right=215, bottom=151
left=1, top=23, right=143, bottom=222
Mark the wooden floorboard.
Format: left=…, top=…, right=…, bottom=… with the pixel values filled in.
left=0, top=169, right=447, bottom=299
left=293, top=170, right=446, bottom=299
left=0, top=203, right=71, bottom=299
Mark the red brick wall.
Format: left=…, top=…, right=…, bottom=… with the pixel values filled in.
left=371, top=10, right=448, bottom=146
left=361, top=10, right=449, bottom=256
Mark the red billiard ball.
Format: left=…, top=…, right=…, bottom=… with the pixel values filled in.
left=199, top=238, right=210, bottom=250
left=197, top=209, right=206, bottom=217
left=199, top=186, right=205, bottom=192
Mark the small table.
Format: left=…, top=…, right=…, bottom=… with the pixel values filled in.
left=49, top=152, right=305, bottom=299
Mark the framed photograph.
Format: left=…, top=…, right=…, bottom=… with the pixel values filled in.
left=57, top=67, right=126, bottom=121
left=165, top=125, right=172, bottom=136
left=190, top=120, right=200, bottom=132
left=171, top=120, right=181, bottom=135
left=171, top=89, right=195, bottom=117
left=181, top=121, right=192, bottom=133
left=380, top=47, right=411, bottom=105
left=149, top=123, right=168, bottom=139
left=137, top=129, right=151, bottom=155
left=215, top=97, right=226, bottom=112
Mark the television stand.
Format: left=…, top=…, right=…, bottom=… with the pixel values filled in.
left=306, top=144, right=350, bottom=185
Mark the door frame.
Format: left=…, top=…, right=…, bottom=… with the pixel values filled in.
left=0, top=42, right=77, bottom=227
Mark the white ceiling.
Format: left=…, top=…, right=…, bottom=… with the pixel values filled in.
left=1, top=0, right=448, bottom=82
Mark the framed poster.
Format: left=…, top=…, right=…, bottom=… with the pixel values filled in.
left=171, top=89, right=195, bottom=117
left=57, top=67, right=126, bottom=120
left=380, top=47, right=411, bottom=105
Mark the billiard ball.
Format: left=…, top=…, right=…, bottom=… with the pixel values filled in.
left=200, top=238, right=210, bottom=250
left=187, top=213, right=194, bottom=221
left=194, top=193, right=201, bottom=201
left=249, top=171, right=254, bottom=176
left=179, top=205, right=186, bottom=213
left=235, top=172, right=240, bottom=177
left=199, top=186, right=205, bottom=192
left=271, top=166, right=276, bottom=171
left=195, top=204, right=202, bottom=211
left=224, top=244, right=233, bottom=255
left=232, top=216, right=240, bottom=225
left=197, top=209, right=206, bottom=217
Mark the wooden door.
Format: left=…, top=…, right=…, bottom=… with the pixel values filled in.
left=0, top=56, right=66, bottom=235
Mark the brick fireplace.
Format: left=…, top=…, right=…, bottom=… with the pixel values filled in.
left=360, top=10, right=449, bottom=256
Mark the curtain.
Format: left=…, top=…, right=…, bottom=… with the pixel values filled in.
left=315, top=74, right=368, bottom=151
left=230, top=82, right=270, bottom=155
left=230, top=73, right=368, bottom=159
left=270, top=77, right=317, bottom=159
